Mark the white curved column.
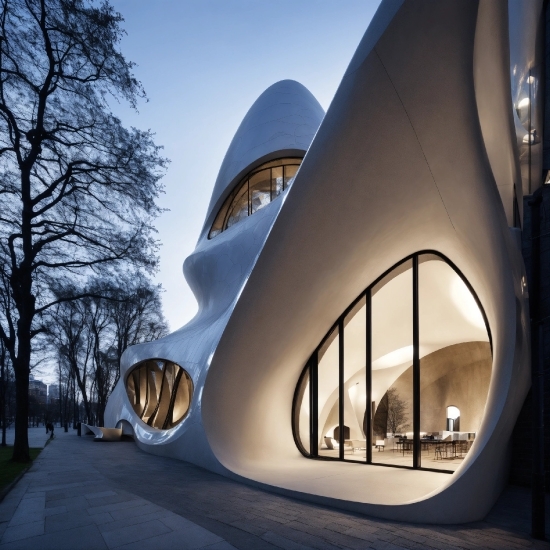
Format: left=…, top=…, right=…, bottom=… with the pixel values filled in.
left=201, top=0, right=530, bottom=523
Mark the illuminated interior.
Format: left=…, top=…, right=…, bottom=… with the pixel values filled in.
left=293, top=253, right=491, bottom=472
left=209, top=158, right=302, bottom=238
left=125, top=360, right=193, bottom=430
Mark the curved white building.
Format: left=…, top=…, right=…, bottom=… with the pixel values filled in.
left=105, top=0, right=542, bottom=523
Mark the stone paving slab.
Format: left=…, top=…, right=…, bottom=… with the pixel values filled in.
left=0, top=432, right=234, bottom=549
left=1, top=431, right=549, bottom=549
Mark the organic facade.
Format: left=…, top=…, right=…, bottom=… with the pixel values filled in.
left=105, top=0, right=542, bottom=523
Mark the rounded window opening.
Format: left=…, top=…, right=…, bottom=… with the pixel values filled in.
left=446, top=406, right=461, bottom=431
left=292, top=252, right=491, bottom=473
left=209, top=157, right=302, bottom=238
left=125, top=359, right=193, bottom=430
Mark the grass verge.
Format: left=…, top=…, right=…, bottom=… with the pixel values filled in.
left=0, top=446, right=42, bottom=492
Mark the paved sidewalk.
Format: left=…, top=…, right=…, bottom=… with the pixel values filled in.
left=0, top=431, right=549, bottom=550
left=3, top=426, right=53, bottom=448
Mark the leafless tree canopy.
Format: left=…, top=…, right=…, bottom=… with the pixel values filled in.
left=0, top=0, right=167, bottom=460
left=386, top=387, right=409, bottom=437
left=51, top=275, right=168, bottom=427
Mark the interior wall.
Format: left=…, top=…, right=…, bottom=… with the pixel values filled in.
left=375, top=342, right=492, bottom=435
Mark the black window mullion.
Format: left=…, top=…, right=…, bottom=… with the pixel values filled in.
left=311, top=351, right=318, bottom=457
left=247, top=179, right=250, bottom=216
left=366, top=290, right=372, bottom=464
left=412, top=255, right=421, bottom=468
left=339, top=320, right=344, bottom=460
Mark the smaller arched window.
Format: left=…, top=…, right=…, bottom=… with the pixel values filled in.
left=126, top=359, right=193, bottom=430
left=209, top=158, right=302, bottom=238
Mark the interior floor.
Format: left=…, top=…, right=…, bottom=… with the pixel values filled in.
left=318, top=446, right=464, bottom=471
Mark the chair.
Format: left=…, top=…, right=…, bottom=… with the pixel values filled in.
left=434, top=443, right=447, bottom=460
left=456, top=440, right=468, bottom=458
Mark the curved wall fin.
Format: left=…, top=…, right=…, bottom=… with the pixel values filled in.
left=200, top=80, right=324, bottom=241
left=474, top=0, right=522, bottom=227
left=202, top=0, right=529, bottom=523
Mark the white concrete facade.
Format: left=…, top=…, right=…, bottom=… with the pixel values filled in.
left=105, top=0, right=539, bottom=523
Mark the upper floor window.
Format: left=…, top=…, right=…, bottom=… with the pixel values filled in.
left=209, top=158, right=302, bottom=239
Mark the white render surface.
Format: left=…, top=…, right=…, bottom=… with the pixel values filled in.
left=106, top=0, right=532, bottom=524
left=105, top=79, right=325, bottom=473
left=200, top=79, right=325, bottom=241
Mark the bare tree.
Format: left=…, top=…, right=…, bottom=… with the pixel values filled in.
left=52, top=298, right=93, bottom=422
left=108, top=274, right=168, bottom=386
left=51, top=275, right=168, bottom=426
left=386, top=387, right=409, bottom=437
left=0, top=0, right=166, bottom=461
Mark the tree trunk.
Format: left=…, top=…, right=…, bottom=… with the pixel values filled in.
left=13, top=358, right=30, bottom=461
left=0, top=345, right=6, bottom=447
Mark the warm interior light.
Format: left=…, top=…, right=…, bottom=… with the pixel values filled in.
left=447, top=406, right=460, bottom=420
left=373, top=345, right=413, bottom=370
left=450, top=277, right=485, bottom=330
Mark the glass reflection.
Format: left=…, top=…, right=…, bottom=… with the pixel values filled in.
left=293, top=365, right=310, bottom=455
left=292, top=252, right=492, bottom=473
left=126, top=360, right=193, bottom=430
left=343, top=297, right=367, bottom=461
left=318, top=327, right=340, bottom=458
left=418, top=255, right=491, bottom=471
left=371, top=260, right=413, bottom=467
left=209, top=158, right=302, bottom=238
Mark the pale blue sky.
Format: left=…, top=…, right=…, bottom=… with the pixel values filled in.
left=109, top=0, right=381, bottom=330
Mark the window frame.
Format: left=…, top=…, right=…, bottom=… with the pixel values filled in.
left=208, top=158, right=303, bottom=239
left=291, top=250, right=492, bottom=474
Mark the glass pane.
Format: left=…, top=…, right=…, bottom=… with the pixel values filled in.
left=283, top=164, right=299, bottom=190
left=371, top=260, right=414, bottom=466
left=171, top=371, right=192, bottom=427
left=125, top=360, right=192, bottom=430
left=258, top=157, right=301, bottom=171
left=249, top=169, right=271, bottom=214
left=317, top=327, right=340, bottom=458
left=343, top=296, right=367, bottom=461
left=209, top=158, right=303, bottom=237
left=272, top=166, right=283, bottom=198
left=419, top=255, right=491, bottom=471
left=209, top=193, right=232, bottom=238
left=225, top=183, right=249, bottom=229
left=293, top=365, right=310, bottom=455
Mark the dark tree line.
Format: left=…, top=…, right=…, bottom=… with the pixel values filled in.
left=0, top=0, right=167, bottom=461
left=52, top=275, right=168, bottom=427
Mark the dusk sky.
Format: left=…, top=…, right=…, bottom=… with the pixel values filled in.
left=109, top=0, right=381, bottom=331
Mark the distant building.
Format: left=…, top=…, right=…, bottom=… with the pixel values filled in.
left=47, top=384, right=59, bottom=403
left=29, top=378, right=47, bottom=405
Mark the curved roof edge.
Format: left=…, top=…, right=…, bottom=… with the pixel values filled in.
left=344, top=0, right=405, bottom=77
left=200, top=80, right=325, bottom=240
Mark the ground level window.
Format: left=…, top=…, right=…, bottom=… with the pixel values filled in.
left=292, top=252, right=491, bottom=473
left=126, top=360, right=193, bottom=430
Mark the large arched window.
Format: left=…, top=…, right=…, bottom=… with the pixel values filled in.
left=209, top=158, right=302, bottom=238
left=126, top=359, right=193, bottom=430
left=292, top=252, right=491, bottom=473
